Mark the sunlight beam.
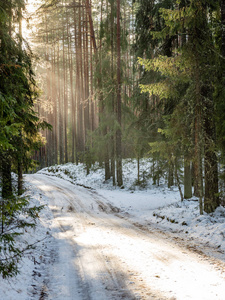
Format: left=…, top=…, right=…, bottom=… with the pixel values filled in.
left=22, top=0, right=40, bottom=41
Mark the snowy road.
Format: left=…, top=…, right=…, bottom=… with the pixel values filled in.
left=27, top=174, right=225, bottom=300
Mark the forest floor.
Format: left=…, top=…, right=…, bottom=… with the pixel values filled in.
left=1, top=160, right=225, bottom=299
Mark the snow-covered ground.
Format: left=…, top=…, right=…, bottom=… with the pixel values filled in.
left=0, top=159, right=225, bottom=299
left=38, top=159, right=225, bottom=253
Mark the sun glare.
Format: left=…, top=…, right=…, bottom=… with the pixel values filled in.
left=26, top=0, right=39, bottom=14
left=22, top=0, right=39, bottom=40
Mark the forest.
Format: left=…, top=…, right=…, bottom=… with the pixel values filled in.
left=29, top=0, right=225, bottom=214
left=1, top=0, right=225, bottom=277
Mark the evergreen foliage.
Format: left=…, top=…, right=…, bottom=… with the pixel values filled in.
left=137, top=0, right=223, bottom=213
left=0, top=194, right=44, bottom=278
left=0, top=0, right=50, bottom=277
left=16, top=0, right=225, bottom=216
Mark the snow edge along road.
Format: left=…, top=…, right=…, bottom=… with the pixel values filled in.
left=23, top=174, right=225, bottom=300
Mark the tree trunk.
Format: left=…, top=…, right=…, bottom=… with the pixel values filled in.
left=17, top=5, right=23, bottom=194
left=168, top=162, right=174, bottom=188
left=57, top=28, right=64, bottom=164
left=68, top=10, right=76, bottom=163
left=45, top=14, right=52, bottom=166
left=184, top=157, right=192, bottom=199
left=116, top=0, right=123, bottom=187
left=63, top=7, right=68, bottom=163
left=203, top=87, right=219, bottom=213
left=175, top=159, right=184, bottom=202
left=18, top=160, right=23, bottom=196
left=222, top=0, right=225, bottom=57
left=86, top=0, right=97, bottom=136
left=204, top=144, right=219, bottom=212
left=137, top=156, right=140, bottom=184
left=79, top=0, right=85, bottom=153
left=84, top=5, right=90, bottom=138
left=110, top=0, right=116, bottom=186
left=1, top=155, right=13, bottom=199
left=52, top=40, right=58, bottom=164
left=101, top=0, right=110, bottom=180
left=194, top=62, right=203, bottom=214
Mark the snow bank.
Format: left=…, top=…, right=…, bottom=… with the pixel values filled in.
left=38, top=159, right=225, bottom=254
left=0, top=181, right=55, bottom=300
left=1, top=158, right=224, bottom=299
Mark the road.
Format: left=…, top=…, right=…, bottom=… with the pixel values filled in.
left=27, top=174, right=225, bottom=300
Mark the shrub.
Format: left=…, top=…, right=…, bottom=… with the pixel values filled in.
left=0, top=195, right=44, bottom=278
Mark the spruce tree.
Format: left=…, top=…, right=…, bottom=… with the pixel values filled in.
left=0, top=0, right=50, bottom=196
left=138, top=0, right=221, bottom=213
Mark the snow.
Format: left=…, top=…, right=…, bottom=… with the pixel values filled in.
left=0, top=183, right=55, bottom=300
left=38, top=159, right=225, bottom=253
left=0, top=158, right=225, bottom=299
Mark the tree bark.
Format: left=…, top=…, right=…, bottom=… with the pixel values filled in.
left=17, top=5, right=23, bottom=195
left=51, top=33, right=58, bottom=164
left=203, top=87, right=219, bottom=213
left=222, top=0, right=225, bottom=57
left=194, top=62, right=203, bottom=214
left=57, top=26, right=64, bottom=164
left=1, top=155, right=13, bottom=199
left=86, top=0, right=97, bottom=53
left=63, top=4, right=68, bottom=163
left=175, top=159, right=184, bottom=202
left=116, top=0, right=123, bottom=186
left=168, top=163, right=174, bottom=188
left=184, top=157, right=192, bottom=199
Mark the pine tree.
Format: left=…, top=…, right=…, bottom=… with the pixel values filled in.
left=138, top=0, right=221, bottom=213
left=0, top=0, right=50, bottom=197
left=0, top=0, right=51, bottom=278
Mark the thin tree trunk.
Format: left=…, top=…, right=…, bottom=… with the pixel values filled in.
left=45, top=14, right=52, bottom=166
left=63, top=5, right=68, bottom=163
left=168, top=162, right=174, bottom=188
left=53, top=43, right=58, bottom=164
left=110, top=1, right=115, bottom=185
left=194, top=64, right=203, bottom=215
left=57, top=26, right=64, bottom=164
left=86, top=0, right=97, bottom=53
left=67, top=7, right=76, bottom=163
left=137, top=156, right=140, bottom=184
left=86, top=0, right=96, bottom=135
left=18, top=5, right=23, bottom=195
left=79, top=0, right=85, bottom=153
left=184, top=156, right=192, bottom=199
left=1, top=155, right=13, bottom=199
left=116, top=0, right=123, bottom=186
left=74, top=2, right=81, bottom=158
left=175, top=161, right=184, bottom=202
left=203, top=87, right=219, bottom=213
left=222, top=0, right=225, bottom=57
left=100, top=0, right=110, bottom=180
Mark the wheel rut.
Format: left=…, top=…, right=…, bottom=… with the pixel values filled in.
left=28, top=174, right=225, bottom=300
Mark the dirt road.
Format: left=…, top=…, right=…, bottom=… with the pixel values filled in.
left=27, top=174, right=225, bottom=300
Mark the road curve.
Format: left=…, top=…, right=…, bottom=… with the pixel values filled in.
left=27, top=174, right=225, bottom=300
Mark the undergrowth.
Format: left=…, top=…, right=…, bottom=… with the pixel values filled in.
left=0, top=195, right=44, bottom=278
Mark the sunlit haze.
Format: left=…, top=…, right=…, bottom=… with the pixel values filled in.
left=26, top=0, right=38, bottom=14
left=22, top=0, right=39, bottom=40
